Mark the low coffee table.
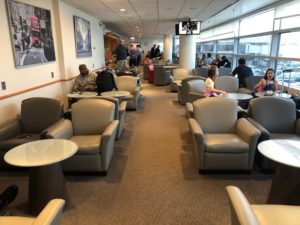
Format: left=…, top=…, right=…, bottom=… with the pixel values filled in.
left=4, top=139, right=78, bottom=214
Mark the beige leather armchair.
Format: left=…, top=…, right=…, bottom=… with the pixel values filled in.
left=0, top=97, right=64, bottom=168
left=226, top=186, right=300, bottom=225
left=177, top=76, right=205, bottom=104
left=114, top=76, right=140, bottom=110
left=46, top=99, right=119, bottom=174
left=0, top=199, right=65, bottom=225
left=85, top=96, right=127, bottom=139
left=188, top=97, right=260, bottom=172
left=170, top=68, right=189, bottom=92
left=248, top=97, right=300, bottom=170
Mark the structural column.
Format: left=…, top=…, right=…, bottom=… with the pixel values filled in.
left=179, top=35, right=196, bottom=73
left=163, top=34, right=173, bottom=62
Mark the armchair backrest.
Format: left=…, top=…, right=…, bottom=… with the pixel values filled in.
left=248, top=97, right=296, bottom=133
left=193, top=97, right=237, bottom=133
left=21, top=97, right=63, bottom=133
left=71, top=99, right=115, bottom=135
left=245, top=76, right=263, bottom=91
left=218, top=67, right=232, bottom=76
left=215, top=76, right=239, bottom=93
left=84, top=96, right=119, bottom=120
left=172, top=68, right=189, bottom=81
left=193, top=67, right=209, bottom=78
left=187, top=79, right=205, bottom=93
left=114, top=76, right=138, bottom=92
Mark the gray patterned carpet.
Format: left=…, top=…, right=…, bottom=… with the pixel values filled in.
left=0, top=82, right=272, bottom=225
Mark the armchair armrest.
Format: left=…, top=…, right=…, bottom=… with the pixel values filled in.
left=247, top=118, right=270, bottom=141
left=236, top=118, right=261, bottom=144
left=238, top=87, right=253, bottom=94
left=296, top=118, right=300, bottom=136
left=45, top=119, right=73, bottom=139
left=100, top=120, right=119, bottom=170
left=226, top=186, right=260, bottom=225
left=0, top=118, right=21, bottom=141
left=186, top=102, right=193, bottom=118
left=119, top=101, right=127, bottom=113
left=188, top=118, right=205, bottom=168
left=170, top=75, right=174, bottom=81
left=40, top=118, right=65, bottom=139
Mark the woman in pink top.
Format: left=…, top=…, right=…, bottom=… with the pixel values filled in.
left=204, top=66, right=227, bottom=97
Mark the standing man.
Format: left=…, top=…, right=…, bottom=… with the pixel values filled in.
left=232, top=58, right=253, bottom=88
left=114, top=41, right=127, bottom=72
left=72, top=64, right=97, bottom=92
left=150, top=44, right=156, bottom=58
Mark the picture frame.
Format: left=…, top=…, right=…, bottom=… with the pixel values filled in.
left=74, top=16, right=92, bottom=57
left=6, top=0, right=56, bottom=68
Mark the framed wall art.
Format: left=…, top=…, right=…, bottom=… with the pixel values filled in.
left=6, top=0, right=56, bottom=68
left=74, top=16, right=92, bottom=57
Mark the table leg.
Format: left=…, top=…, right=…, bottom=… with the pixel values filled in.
left=267, top=164, right=300, bottom=205
left=28, top=162, right=68, bottom=215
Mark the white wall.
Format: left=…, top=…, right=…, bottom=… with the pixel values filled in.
left=0, top=0, right=105, bottom=124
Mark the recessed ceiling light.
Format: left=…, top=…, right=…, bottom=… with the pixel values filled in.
left=120, top=8, right=126, bottom=12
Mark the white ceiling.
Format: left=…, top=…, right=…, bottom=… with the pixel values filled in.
left=61, top=0, right=280, bottom=39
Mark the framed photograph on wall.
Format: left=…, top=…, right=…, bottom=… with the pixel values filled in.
left=6, top=0, right=56, bottom=68
left=74, top=16, right=92, bottom=57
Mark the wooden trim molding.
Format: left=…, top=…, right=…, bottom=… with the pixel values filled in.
left=0, top=76, right=76, bottom=100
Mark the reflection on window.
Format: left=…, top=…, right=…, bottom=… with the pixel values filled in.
left=203, top=42, right=214, bottom=52
left=278, top=32, right=300, bottom=59
left=276, top=60, right=300, bottom=90
left=217, top=39, right=234, bottom=54
left=238, top=35, right=272, bottom=56
left=240, top=57, right=270, bottom=76
left=239, top=10, right=274, bottom=36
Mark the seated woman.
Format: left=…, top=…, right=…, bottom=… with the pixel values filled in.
left=255, top=68, right=278, bottom=92
left=203, top=66, right=227, bottom=97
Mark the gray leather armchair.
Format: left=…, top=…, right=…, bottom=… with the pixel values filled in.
left=188, top=97, right=260, bottom=172
left=192, top=67, right=208, bottom=78
left=0, top=97, right=64, bottom=168
left=218, top=67, right=232, bottom=76
left=114, top=76, right=140, bottom=110
left=226, top=186, right=300, bottom=225
left=177, top=76, right=204, bottom=105
left=46, top=99, right=119, bottom=174
left=215, top=76, right=239, bottom=93
left=83, top=96, right=127, bottom=139
left=170, top=68, right=189, bottom=92
left=154, top=65, right=171, bottom=85
left=239, top=76, right=263, bottom=94
left=248, top=97, right=300, bottom=170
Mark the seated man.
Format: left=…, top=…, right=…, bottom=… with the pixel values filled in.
left=72, top=64, right=97, bottom=92
left=96, top=62, right=118, bottom=95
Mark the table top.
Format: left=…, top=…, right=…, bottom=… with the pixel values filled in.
left=258, top=140, right=300, bottom=168
left=163, top=65, right=180, bottom=69
left=221, top=93, right=253, bottom=100
left=4, top=139, right=78, bottom=167
left=101, top=90, right=131, bottom=98
left=67, top=92, right=98, bottom=99
left=255, top=91, right=291, bottom=98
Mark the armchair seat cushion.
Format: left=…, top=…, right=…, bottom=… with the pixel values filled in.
left=70, top=135, right=101, bottom=155
left=0, top=133, right=40, bottom=152
left=124, top=95, right=134, bottom=100
left=205, top=134, right=249, bottom=153
left=270, top=133, right=300, bottom=141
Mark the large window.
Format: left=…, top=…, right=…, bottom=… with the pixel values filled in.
left=217, top=39, right=234, bottom=54
left=276, top=60, right=300, bottom=90
left=278, top=32, right=300, bottom=59
left=239, top=10, right=274, bottom=36
left=203, top=42, right=214, bottom=52
left=238, top=35, right=272, bottom=56
left=242, top=57, right=270, bottom=76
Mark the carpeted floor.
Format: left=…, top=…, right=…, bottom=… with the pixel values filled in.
left=0, top=82, right=272, bottom=225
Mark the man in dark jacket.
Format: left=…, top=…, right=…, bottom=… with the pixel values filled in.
left=114, top=42, right=127, bottom=72
left=232, top=58, right=253, bottom=88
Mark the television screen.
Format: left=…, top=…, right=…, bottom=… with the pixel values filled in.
left=179, top=21, right=200, bottom=35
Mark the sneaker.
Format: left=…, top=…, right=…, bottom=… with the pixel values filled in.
left=0, top=185, right=18, bottom=210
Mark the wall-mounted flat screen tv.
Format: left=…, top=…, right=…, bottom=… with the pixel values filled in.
left=179, top=21, right=200, bottom=35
